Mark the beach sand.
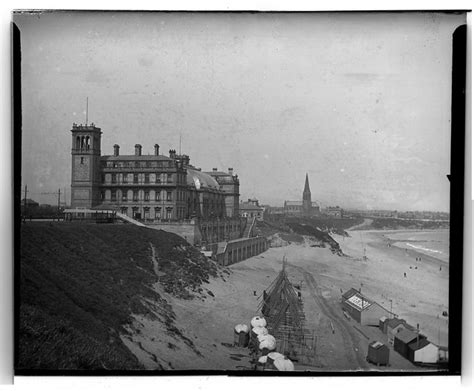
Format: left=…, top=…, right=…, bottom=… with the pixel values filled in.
left=337, top=230, right=449, bottom=347
left=123, top=229, right=448, bottom=371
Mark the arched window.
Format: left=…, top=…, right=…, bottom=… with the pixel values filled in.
left=76, top=136, right=81, bottom=149
left=85, top=136, right=90, bottom=150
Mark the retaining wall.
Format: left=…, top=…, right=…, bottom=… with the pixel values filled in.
left=215, top=236, right=269, bottom=266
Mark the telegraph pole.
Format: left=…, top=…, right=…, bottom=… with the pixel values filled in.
left=23, top=185, right=28, bottom=222
left=23, top=184, right=28, bottom=209
left=57, top=189, right=61, bottom=212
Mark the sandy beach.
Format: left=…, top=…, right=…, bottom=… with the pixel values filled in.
left=122, top=228, right=448, bottom=371
left=337, top=230, right=449, bottom=347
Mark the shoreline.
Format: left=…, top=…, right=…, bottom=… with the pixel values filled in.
left=366, top=230, right=449, bottom=267
left=336, top=229, right=449, bottom=348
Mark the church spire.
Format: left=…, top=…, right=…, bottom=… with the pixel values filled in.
left=304, top=173, right=311, bottom=193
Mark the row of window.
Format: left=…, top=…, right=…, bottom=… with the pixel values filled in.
left=119, top=206, right=187, bottom=221
left=121, top=206, right=173, bottom=220
left=103, top=172, right=187, bottom=185
left=104, top=190, right=174, bottom=202
left=102, top=160, right=175, bottom=169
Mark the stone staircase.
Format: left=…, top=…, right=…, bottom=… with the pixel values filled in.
left=115, top=212, right=147, bottom=227
left=242, top=216, right=257, bottom=238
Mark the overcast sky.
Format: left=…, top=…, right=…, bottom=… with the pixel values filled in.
left=15, top=11, right=465, bottom=211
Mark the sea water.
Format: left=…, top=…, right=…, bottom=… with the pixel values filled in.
left=385, top=229, right=449, bottom=263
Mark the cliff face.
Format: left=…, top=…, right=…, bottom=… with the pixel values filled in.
left=18, top=223, right=222, bottom=371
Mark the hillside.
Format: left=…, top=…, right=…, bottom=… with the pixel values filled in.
left=18, top=223, right=223, bottom=371
left=256, top=216, right=362, bottom=255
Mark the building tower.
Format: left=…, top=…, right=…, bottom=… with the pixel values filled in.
left=70, top=123, right=102, bottom=208
left=302, top=173, right=312, bottom=216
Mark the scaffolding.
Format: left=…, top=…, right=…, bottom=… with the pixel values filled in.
left=259, top=258, right=318, bottom=366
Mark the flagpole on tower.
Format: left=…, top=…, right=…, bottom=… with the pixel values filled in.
left=86, top=97, right=89, bottom=126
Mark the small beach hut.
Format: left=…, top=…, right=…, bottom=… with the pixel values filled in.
left=408, top=339, right=439, bottom=364
left=233, top=324, right=250, bottom=347
left=394, top=329, right=427, bottom=359
left=438, top=346, right=449, bottom=363
left=366, top=341, right=390, bottom=366
left=341, top=288, right=391, bottom=326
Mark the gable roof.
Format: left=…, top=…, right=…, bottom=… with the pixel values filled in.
left=394, top=328, right=422, bottom=344
left=386, top=318, right=406, bottom=329
left=408, top=338, right=431, bottom=351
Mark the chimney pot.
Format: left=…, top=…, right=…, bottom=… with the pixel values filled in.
left=154, top=144, right=160, bottom=156
left=228, top=167, right=234, bottom=175
left=113, top=144, right=120, bottom=157
left=134, top=144, right=142, bottom=156
left=213, top=168, right=217, bottom=172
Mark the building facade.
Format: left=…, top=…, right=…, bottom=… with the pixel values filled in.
left=206, top=168, right=241, bottom=218
left=239, top=198, right=265, bottom=221
left=283, top=174, right=319, bottom=216
left=70, top=123, right=240, bottom=222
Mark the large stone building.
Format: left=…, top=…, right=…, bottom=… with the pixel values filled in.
left=70, top=123, right=240, bottom=221
left=283, top=174, right=319, bottom=216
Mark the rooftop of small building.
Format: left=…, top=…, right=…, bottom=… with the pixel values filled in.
left=395, top=328, right=425, bottom=344
left=386, top=318, right=407, bottom=328
left=342, top=287, right=360, bottom=300
left=408, top=338, right=431, bottom=351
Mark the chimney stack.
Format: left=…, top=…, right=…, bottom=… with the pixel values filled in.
left=154, top=144, right=160, bottom=156
left=228, top=167, right=234, bottom=175
left=213, top=168, right=218, bottom=172
left=113, top=144, right=120, bottom=157
left=135, top=144, right=142, bottom=156
left=169, top=149, right=176, bottom=159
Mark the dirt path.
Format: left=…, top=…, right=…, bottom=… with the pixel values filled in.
left=288, top=262, right=368, bottom=370
left=347, top=218, right=373, bottom=231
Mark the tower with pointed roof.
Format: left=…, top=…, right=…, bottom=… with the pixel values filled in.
left=302, top=173, right=312, bottom=216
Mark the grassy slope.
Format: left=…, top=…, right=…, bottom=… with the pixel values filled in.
left=18, top=223, right=218, bottom=370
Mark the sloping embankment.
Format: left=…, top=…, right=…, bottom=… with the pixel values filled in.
left=18, top=223, right=224, bottom=371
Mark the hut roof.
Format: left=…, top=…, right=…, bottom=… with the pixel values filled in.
left=394, top=328, right=424, bottom=344
left=342, top=288, right=360, bottom=300
left=386, top=318, right=406, bottom=329
left=369, top=341, right=386, bottom=350
left=408, top=338, right=431, bottom=351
